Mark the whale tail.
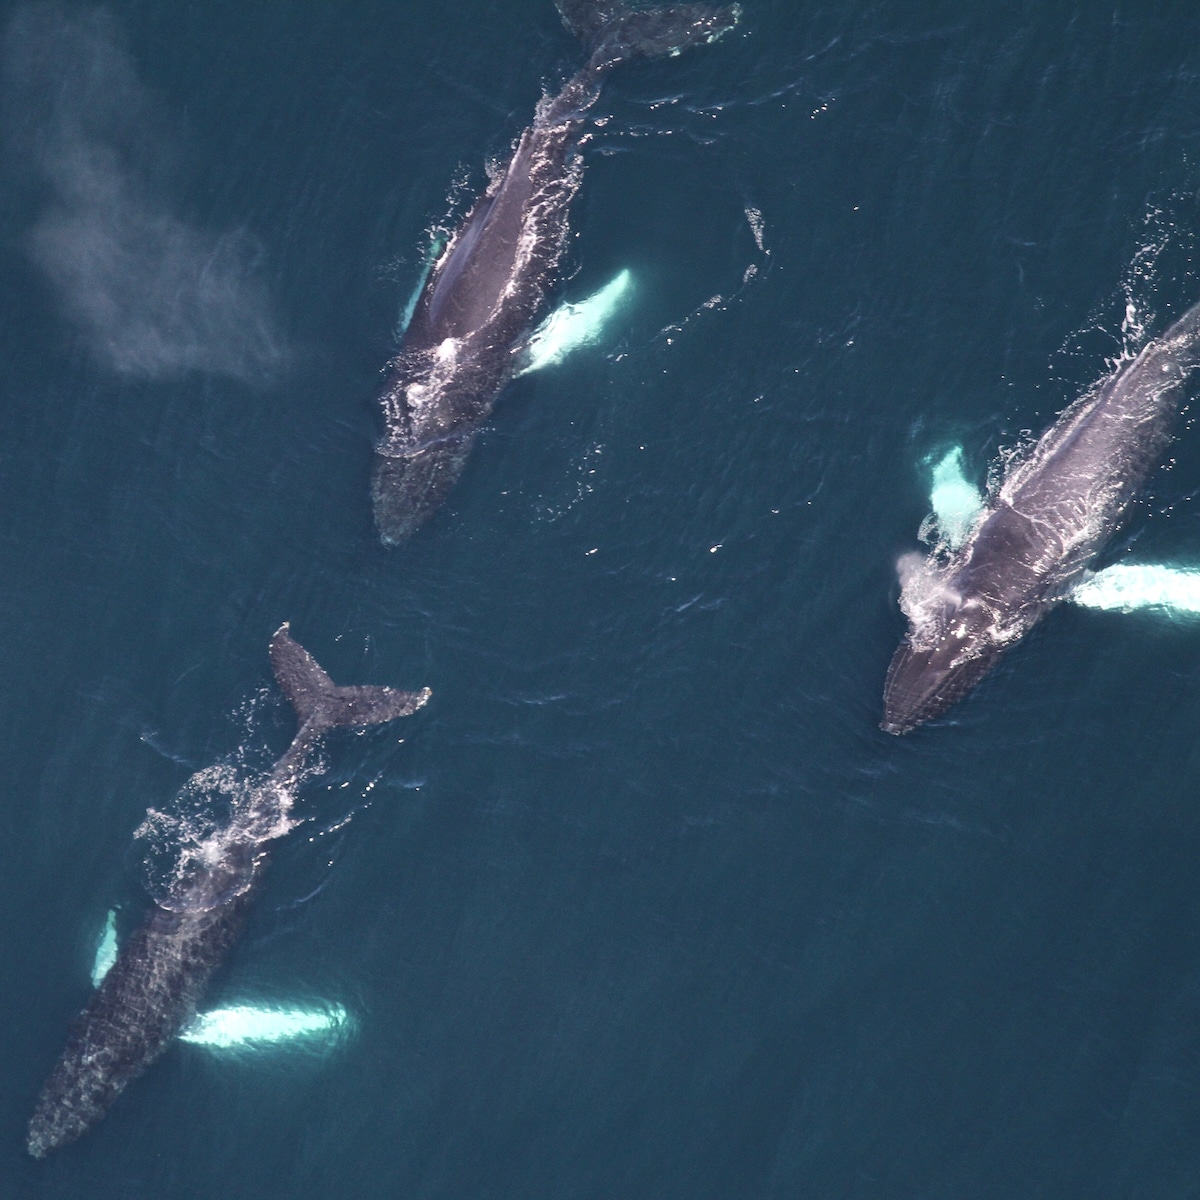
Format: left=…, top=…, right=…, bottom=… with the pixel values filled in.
left=557, top=0, right=740, bottom=68
left=269, top=624, right=431, bottom=735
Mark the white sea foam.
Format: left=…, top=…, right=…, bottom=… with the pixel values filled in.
left=134, top=759, right=302, bottom=913
left=517, top=269, right=634, bottom=376
left=896, top=551, right=960, bottom=648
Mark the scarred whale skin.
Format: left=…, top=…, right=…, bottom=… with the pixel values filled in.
left=371, top=0, right=741, bottom=544
left=883, top=300, right=1200, bottom=734
left=27, top=626, right=430, bottom=1157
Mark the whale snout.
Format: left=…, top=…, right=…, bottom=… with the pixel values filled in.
left=881, top=637, right=1000, bottom=734
left=371, top=440, right=473, bottom=546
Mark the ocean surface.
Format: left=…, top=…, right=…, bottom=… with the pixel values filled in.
left=4, top=0, right=1200, bottom=1196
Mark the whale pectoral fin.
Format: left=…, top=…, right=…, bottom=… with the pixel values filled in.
left=90, top=910, right=119, bottom=987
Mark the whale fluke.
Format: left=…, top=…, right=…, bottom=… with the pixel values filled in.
left=556, top=0, right=741, bottom=64
left=269, top=624, right=431, bottom=735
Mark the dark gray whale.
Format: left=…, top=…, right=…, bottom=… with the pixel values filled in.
left=27, top=626, right=430, bottom=1157
left=883, top=300, right=1200, bottom=734
left=371, top=0, right=741, bottom=544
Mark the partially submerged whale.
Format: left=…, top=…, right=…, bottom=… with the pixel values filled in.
left=371, top=0, right=741, bottom=544
left=27, top=626, right=430, bottom=1157
left=883, top=300, right=1200, bottom=734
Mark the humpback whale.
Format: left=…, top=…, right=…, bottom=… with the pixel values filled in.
left=371, top=0, right=741, bottom=544
left=27, top=626, right=430, bottom=1157
left=882, top=299, right=1200, bottom=734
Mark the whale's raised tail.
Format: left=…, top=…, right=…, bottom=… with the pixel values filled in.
left=269, top=624, right=431, bottom=737
left=557, top=0, right=741, bottom=68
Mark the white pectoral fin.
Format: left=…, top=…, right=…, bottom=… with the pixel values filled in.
left=516, top=269, right=635, bottom=377
left=180, top=1003, right=352, bottom=1051
left=1069, top=563, right=1200, bottom=616
left=924, top=446, right=985, bottom=551
left=90, top=909, right=119, bottom=986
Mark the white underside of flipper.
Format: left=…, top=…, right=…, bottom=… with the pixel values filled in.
left=515, top=268, right=634, bottom=376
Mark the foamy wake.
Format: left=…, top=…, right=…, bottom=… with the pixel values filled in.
left=134, top=757, right=309, bottom=914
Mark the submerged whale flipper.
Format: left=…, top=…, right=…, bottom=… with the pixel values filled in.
left=269, top=624, right=431, bottom=734
left=557, top=0, right=741, bottom=63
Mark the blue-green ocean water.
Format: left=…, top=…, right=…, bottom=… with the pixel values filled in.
left=5, top=1, right=1200, bottom=1196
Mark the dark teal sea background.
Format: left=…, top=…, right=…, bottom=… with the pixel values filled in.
left=4, top=1, right=1200, bottom=1196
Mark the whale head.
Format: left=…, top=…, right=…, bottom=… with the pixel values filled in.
left=882, top=554, right=1006, bottom=734
left=881, top=618, right=1003, bottom=735
left=371, top=434, right=475, bottom=546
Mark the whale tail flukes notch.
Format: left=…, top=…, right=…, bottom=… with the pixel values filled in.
left=556, top=0, right=741, bottom=67
left=269, top=624, right=431, bottom=736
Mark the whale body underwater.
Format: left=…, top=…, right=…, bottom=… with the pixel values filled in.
left=882, top=299, right=1200, bottom=734
left=26, top=627, right=429, bottom=1157
left=370, top=0, right=741, bottom=545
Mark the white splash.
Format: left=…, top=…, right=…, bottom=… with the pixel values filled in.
left=90, top=910, right=119, bottom=987
left=924, top=447, right=985, bottom=550
left=1069, top=563, right=1200, bottom=615
left=516, top=269, right=634, bottom=376
left=180, top=1004, right=351, bottom=1050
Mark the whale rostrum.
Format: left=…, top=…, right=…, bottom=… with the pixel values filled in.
left=27, top=625, right=430, bottom=1157
left=371, top=0, right=741, bottom=544
left=883, top=300, right=1200, bottom=734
